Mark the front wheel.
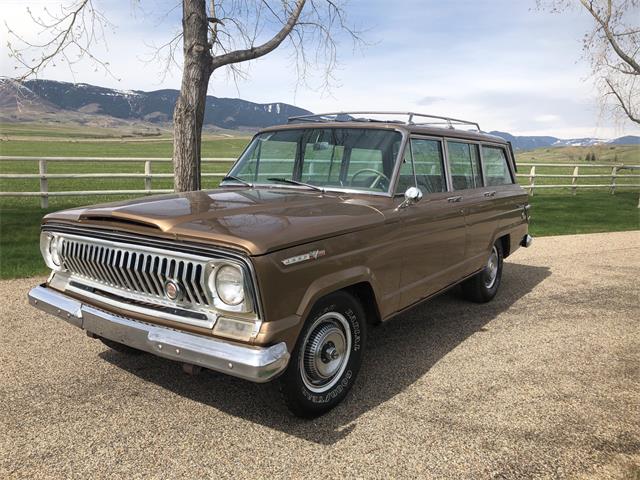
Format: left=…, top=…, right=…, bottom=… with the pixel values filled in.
left=462, top=241, right=504, bottom=303
left=279, top=291, right=366, bottom=418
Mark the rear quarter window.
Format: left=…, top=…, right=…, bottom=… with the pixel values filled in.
left=481, top=146, right=513, bottom=186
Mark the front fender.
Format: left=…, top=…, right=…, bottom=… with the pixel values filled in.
left=295, top=265, right=381, bottom=320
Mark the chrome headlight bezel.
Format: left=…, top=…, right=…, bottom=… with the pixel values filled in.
left=40, top=232, right=63, bottom=271
left=205, top=261, right=254, bottom=314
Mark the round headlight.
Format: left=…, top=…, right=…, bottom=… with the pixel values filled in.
left=50, top=236, right=62, bottom=266
left=214, top=265, right=245, bottom=306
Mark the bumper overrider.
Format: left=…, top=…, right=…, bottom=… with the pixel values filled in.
left=28, top=284, right=290, bottom=383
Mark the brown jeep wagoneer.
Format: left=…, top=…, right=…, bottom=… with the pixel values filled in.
left=29, top=112, right=532, bottom=417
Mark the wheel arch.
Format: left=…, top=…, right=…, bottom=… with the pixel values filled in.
left=498, top=233, right=511, bottom=258
left=487, top=229, right=511, bottom=259
left=296, top=266, right=382, bottom=326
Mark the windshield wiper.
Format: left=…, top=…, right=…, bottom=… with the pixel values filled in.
left=267, top=177, right=324, bottom=192
left=220, top=175, right=253, bottom=187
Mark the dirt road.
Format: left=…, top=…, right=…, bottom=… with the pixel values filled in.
left=1, top=231, right=638, bottom=479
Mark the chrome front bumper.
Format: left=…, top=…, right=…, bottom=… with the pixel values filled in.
left=28, top=285, right=289, bottom=383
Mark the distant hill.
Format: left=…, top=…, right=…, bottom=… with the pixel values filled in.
left=489, top=130, right=640, bottom=150
left=2, top=79, right=639, bottom=146
left=0, top=78, right=311, bottom=129
left=609, top=135, right=640, bottom=145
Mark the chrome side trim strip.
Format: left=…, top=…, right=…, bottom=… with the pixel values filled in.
left=28, top=285, right=289, bottom=383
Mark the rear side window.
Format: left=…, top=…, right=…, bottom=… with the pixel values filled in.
left=482, top=146, right=513, bottom=186
left=397, top=138, right=446, bottom=194
left=447, top=141, right=482, bottom=190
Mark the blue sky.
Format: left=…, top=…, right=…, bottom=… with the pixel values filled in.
left=2, top=0, right=639, bottom=138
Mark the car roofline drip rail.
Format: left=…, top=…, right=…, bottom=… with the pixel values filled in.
left=287, top=111, right=481, bottom=132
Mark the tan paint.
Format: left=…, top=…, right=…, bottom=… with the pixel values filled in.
left=42, top=122, right=529, bottom=351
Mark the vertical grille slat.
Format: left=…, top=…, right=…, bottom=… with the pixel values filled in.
left=98, top=247, right=116, bottom=286
left=108, top=249, right=127, bottom=290
left=138, top=255, right=152, bottom=294
left=77, top=244, right=91, bottom=277
left=179, top=261, right=196, bottom=305
left=189, top=263, right=206, bottom=305
left=57, top=236, right=216, bottom=309
left=88, top=245, right=100, bottom=279
left=143, top=255, right=162, bottom=296
left=133, top=253, right=151, bottom=295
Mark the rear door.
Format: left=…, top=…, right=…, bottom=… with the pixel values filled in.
left=396, top=136, right=467, bottom=307
left=479, top=143, right=526, bottom=250
left=445, top=139, right=497, bottom=272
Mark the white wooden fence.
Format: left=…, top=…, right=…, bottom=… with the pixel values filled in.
left=0, top=156, right=234, bottom=208
left=1, top=156, right=639, bottom=208
left=516, top=163, right=640, bottom=195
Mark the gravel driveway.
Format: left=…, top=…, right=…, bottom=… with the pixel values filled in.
left=1, top=231, right=638, bottom=479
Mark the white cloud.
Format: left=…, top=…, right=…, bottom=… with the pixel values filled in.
left=535, top=114, right=561, bottom=123
left=1, top=0, right=638, bottom=139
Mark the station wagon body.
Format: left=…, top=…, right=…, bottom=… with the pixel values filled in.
left=29, top=112, right=532, bottom=417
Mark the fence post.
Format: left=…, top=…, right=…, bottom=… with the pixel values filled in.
left=528, top=166, right=536, bottom=196
left=610, top=166, right=617, bottom=195
left=144, top=160, right=152, bottom=193
left=39, top=158, right=48, bottom=209
left=571, top=166, right=579, bottom=196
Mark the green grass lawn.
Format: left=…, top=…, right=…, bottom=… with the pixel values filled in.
left=2, top=191, right=638, bottom=280
left=0, top=129, right=638, bottom=279
left=0, top=136, right=250, bottom=158
left=528, top=191, right=639, bottom=236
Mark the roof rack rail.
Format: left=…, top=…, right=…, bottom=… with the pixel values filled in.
left=287, top=111, right=481, bottom=131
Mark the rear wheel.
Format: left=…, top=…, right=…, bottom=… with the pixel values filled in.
left=279, top=291, right=366, bottom=418
left=462, top=241, right=503, bottom=303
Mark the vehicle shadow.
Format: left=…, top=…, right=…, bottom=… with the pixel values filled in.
left=100, top=262, right=550, bottom=445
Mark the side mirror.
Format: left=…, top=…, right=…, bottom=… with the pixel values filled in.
left=399, top=186, right=423, bottom=209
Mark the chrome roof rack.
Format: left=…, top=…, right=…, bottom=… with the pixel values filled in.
left=287, top=111, right=481, bottom=132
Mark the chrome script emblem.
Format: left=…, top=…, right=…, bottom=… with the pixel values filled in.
left=282, top=249, right=326, bottom=266
left=164, top=280, right=181, bottom=300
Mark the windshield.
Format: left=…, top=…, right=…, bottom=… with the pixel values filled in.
left=225, top=128, right=403, bottom=193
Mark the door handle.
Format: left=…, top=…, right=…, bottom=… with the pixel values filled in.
left=447, top=196, right=463, bottom=203
left=483, top=191, right=496, bottom=197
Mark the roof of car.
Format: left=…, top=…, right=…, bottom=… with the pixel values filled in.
left=259, top=121, right=508, bottom=145
left=257, top=112, right=507, bottom=144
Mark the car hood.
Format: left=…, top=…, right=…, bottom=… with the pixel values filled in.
left=44, top=187, right=388, bottom=255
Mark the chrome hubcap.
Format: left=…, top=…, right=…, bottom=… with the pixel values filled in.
left=484, top=246, right=499, bottom=288
left=300, top=312, right=352, bottom=393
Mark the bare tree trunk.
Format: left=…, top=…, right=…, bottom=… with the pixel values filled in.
left=173, top=0, right=212, bottom=192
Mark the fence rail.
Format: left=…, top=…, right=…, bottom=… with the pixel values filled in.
left=0, top=156, right=236, bottom=207
left=1, top=156, right=639, bottom=208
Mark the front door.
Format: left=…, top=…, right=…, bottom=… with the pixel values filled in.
left=396, top=136, right=467, bottom=308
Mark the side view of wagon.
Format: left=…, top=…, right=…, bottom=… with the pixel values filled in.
left=29, top=111, right=532, bottom=417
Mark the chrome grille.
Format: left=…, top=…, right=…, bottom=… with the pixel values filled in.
left=60, top=236, right=211, bottom=307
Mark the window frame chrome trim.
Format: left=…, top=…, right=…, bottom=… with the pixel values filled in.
left=393, top=134, right=449, bottom=195
left=479, top=142, right=516, bottom=186
left=224, top=126, right=410, bottom=198
left=444, top=137, right=485, bottom=191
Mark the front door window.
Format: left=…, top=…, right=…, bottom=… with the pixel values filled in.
left=397, top=138, right=446, bottom=194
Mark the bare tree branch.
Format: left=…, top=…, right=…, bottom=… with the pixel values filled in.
left=211, top=0, right=306, bottom=69
left=6, top=0, right=365, bottom=192
left=579, top=0, right=640, bottom=73
left=605, top=78, right=640, bottom=123
left=538, top=0, right=639, bottom=124
left=6, top=0, right=116, bottom=81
